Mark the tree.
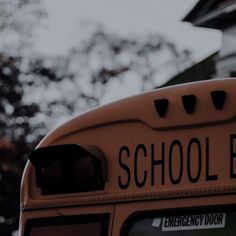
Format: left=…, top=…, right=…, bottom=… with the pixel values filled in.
left=0, top=0, right=46, bottom=234
left=25, top=26, right=192, bottom=131
left=0, top=51, right=51, bottom=235
left=0, top=2, right=193, bottom=234
left=0, top=0, right=46, bottom=55
left=0, top=53, right=42, bottom=235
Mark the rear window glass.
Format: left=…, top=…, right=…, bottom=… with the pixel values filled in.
left=24, top=213, right=109, bottom=236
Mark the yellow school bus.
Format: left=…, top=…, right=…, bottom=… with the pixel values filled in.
left=19, top=78, right=236, bottom=235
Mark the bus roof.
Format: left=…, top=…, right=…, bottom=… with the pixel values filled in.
left=38, top=78, right=236, bottom=147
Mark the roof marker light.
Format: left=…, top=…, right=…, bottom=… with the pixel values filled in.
left=210, top=90, right=226, bottom=110
left=154, top=99, right=169, bottom=117
left=182, top=95, right=197, bottom=114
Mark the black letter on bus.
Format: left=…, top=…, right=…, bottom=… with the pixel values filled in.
left=187, top=138, right=202, bottom=183
left=206, top=137, right=218, bottom=181
left=151, top=143, right=165, bottom=186
left=230, top=135, right=236, bottom=179
left=169, top=140, right=183, bottom=185
left=118, top=146, right=131, bottom=189
left=134, top=144, right=147, bottom=188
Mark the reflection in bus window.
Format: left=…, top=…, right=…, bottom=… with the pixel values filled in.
left=30, top=222, right=101, bottom=236
left=127, top=211, right=236, bottom=236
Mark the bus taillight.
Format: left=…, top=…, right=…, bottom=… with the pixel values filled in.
left=28, top=144, right=107, bottom=195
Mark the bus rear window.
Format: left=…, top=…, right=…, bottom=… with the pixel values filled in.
left=24, top=214, right=109, bottom=236
left=123, top=210, right=236, bottom=236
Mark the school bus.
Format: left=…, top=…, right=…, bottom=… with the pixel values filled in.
left=19, top=78, right=236, bottom=235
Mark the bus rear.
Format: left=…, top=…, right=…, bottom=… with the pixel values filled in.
left=19, top=78, right=236, bottom=235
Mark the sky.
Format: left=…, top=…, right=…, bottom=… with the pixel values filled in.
left=36, top=0, right=222, bottom=62
left=31, top=0, right=223, bottom=130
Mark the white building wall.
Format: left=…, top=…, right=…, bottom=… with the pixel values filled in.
left=217, top=25, right=236, bottom=77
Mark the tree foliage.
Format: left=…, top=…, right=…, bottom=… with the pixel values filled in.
left=0, top=3, right=193, bottom=235
left=0, top=0, right=46, bottom=55
left=24, top=27, right=192, bottom=131
left=0, top=54, right=42, bottom=235
left=0, top=0, right=46, bottom=234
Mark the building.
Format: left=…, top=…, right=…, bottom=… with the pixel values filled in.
left=164, top=0, right=236, bottom=86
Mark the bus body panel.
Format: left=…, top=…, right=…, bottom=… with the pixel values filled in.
left=20, top=205, right=114, bottom=236
left=21, top=114, right=236, bottom=209
left=19, top=79, right=236, bottom=235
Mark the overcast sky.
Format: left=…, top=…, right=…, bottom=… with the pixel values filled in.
left=36, top=0, right=221, bottom=62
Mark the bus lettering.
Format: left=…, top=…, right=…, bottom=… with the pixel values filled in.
left=206, top=137, right=218, bottom=181
left=134, top=144, right=148, bottom=188
left=151, top=143, right=165, bottom=186
left=118, top=146, right=131, bottom=189
left=169, top=140, right=183, bottom=185
left=118, top=137, right=220, bottom=189
left=230, top=134, right=236, bottom=179
left=187, top=138, right=202, bottom=183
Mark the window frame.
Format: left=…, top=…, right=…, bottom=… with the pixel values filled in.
left=120, top=205, right=236, bottom=236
